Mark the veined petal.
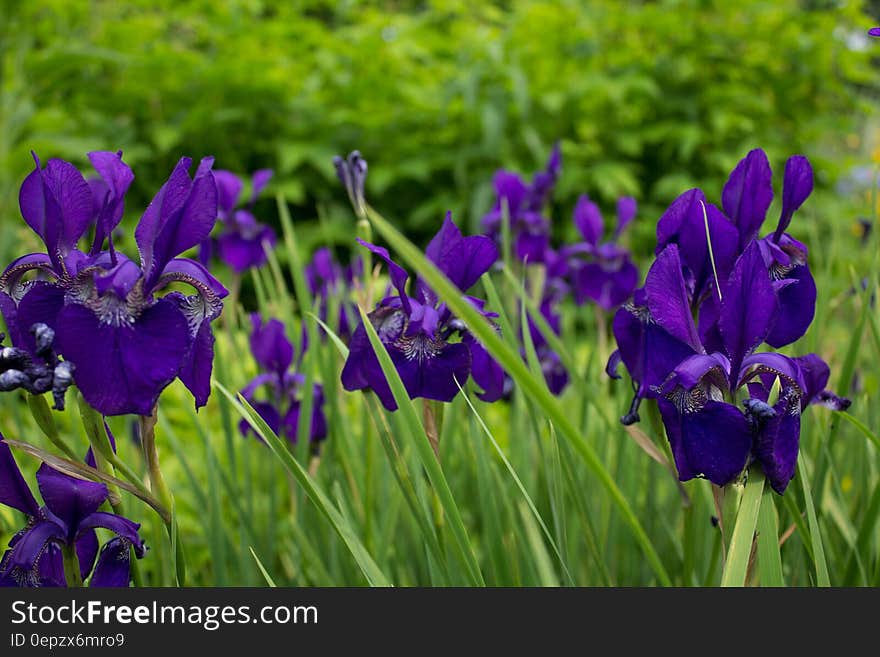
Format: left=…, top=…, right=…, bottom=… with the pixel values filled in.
left=754, top=390, right=801, bottom=494
left=55, top=298, right=189, bottom=416
left=389, top=339, right=470, bottom=405
left=1, top=520, right=65, bottom=587
left=78, top=512, right=145, bottom=557
left=88, top=537, right=135, bottom=587
left=659, top=399, right=752, bottom=486
left=644, top=245, right=702, bottom=351
left=765, top=264, right=816, bottom=348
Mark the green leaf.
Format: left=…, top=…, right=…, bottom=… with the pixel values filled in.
left=756, top=486, right=784, bottom=587
left=721, top=468, right=764, bottom=587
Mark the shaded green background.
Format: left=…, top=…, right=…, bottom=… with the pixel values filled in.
left=1, top=0, right=877, bottom=264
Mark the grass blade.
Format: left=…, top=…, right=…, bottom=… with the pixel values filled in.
left=720, top=469, right=764, bottom=587
left=214, top=381, right=392, bottom=587
left=756, top=486, right=784, bottom=587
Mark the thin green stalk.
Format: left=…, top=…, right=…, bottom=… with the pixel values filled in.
left=720, top=468, right=764, bottom=587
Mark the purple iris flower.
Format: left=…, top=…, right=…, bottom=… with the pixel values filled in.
left=342, top=213, right=504, bottom=411
left=524, top=298, right=569, bottom=396
left=239, top=315, right=327, bottom=445
left=201, top=169, right=276, bottom=273
left=869, top=27, right=880, bottom=37
left=306, top=247, right=361, bottom=343
left=657, top=150, right=816, bottom=349
left=609, top=243, right=848, bottom=494
left=480, top=143, right=561, bottom=264
left=0, top=439, right=144, bottom=587
left=0, top=152, right=228, bottom=416
left=560, top=194, right=640, bottom=311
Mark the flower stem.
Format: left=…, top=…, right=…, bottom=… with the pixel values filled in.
left=140, top=407, right=186, bottom=586
left=61, top=543, right=82, bottom=587
left=27, top=394, right=78, bottom=460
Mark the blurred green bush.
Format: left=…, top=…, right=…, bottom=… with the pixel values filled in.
left=0, top=0, right=876, bottom=261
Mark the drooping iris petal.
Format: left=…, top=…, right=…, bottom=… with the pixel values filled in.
left=660, top=399, right=752, bottom=486
left=87, top=151, right=134, bottom=255
left=177, top=319, right=215, bottom=409
left=76, top=529, right=99, bottom=582
left=389, top=340, right=471, bottom=406
left=774, top=155, right=813, bottom=242
left=754, top=392, right=801, bottom=494
left=282, top=387, right=328, bottom=443
left=77, top=512, right=145, bottom=557
left=36, top=465, right=108, bottom=539
left=341, top=322, right=397, bottom=410
left=424, top=213, right=497, bottom=292
left=792, top=353, right=850, bottom=411
left=721, top=148, right=773, bottom=249
left=611, top=305, right=696, bottom=399
left=136, top=157, right=218, bottom=287
left=2, top=520, right=65, bottom=586
left=764, top=263, right=816, bottom=348
left=0, top=439, right=39, bottom=517
left=249, top=315, right=294, bottom=377
left=573, top=195, right=604, bottom=246
left=463, top=334, right=506, bottom=402
left=56, top=298, right=189, bottom=416
left=12, top=281, right=66, bottom=355
left=718, top=242, right=778, bottom=385
left=89, top=537, right=135, bottom=587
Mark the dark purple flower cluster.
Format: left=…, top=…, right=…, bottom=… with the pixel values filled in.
left=341, top=214, right=504, bottom=411
left=199, top=169, right=277, bottom=273
left=0, top=439, right=144, bottom=588
left=481, top=145, right=640, bottom=396
left=240, top=314, right=327, bottom=445
left=608, top=149, right=850, bottom=494
left=0, top=152, right=228, bottom=417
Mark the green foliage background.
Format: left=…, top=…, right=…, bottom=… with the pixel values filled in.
left=1, top=0, right=877, bottom=258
